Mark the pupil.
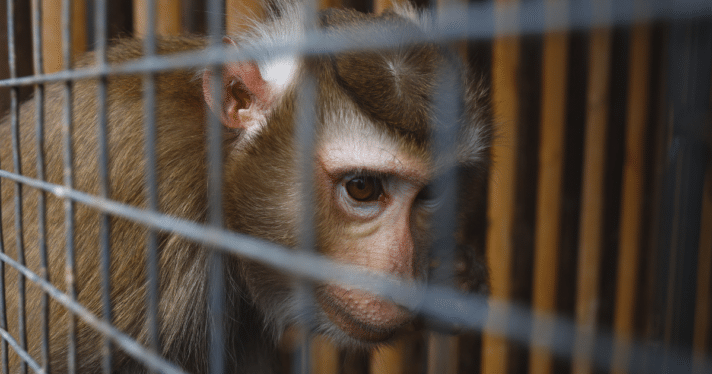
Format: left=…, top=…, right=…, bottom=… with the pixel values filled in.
left=346, top=176, right=380, bottom=202
left=356, top=179, right=366, bottom=190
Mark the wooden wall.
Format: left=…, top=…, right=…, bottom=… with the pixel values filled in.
left=5, top=0, right=711, bottom=373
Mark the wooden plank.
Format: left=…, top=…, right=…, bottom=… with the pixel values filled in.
left=226, top=0, right=339, bottom=36
left=226, top=0, right=264, bottom=35
left=320, top=0, right=343, bottom=10
left=482, top=1, right=520, bottom=371
left=41, top=0, right=86, bottom=73
left=427, top=332, right=459, bottom=374
left=371, top=337, right=408, bottom=374
left=374, top=0, right=404, bottom=14
left=134, top=0, right=181, bottom=37
left=611, top=23, right=650, bottom=374
left=529, top=24, right=568, bottom=374
left=310, top=335, right=339, bottom=374
left=572, top=27, right=612, bottom=374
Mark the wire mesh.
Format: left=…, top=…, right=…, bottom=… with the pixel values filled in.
left=0, top=0, right=710, bottom=373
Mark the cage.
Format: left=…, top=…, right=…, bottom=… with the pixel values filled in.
left=0, top=0, right=710, bottom=373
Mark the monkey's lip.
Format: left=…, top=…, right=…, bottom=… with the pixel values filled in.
left=318, top=285, right=412, bottom=342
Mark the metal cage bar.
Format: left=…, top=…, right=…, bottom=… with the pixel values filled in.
left=7, top=1, right=28, bottom=373
left=29, top=0, right=51, bottom=372
left=0, top=1, right=710, bottom=374
left=60, top=0, right=78, bottom=372
left=141, top=0, right=162, bottom=369
left=206, top=1, right=227, bottom=373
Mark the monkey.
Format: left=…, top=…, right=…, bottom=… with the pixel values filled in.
left=0, top=1, right=492, bottom=372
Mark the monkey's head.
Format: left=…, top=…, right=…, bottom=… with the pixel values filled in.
left=203, top=4, right=491, bottom=348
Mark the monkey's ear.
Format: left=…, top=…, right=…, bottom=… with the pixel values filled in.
left=202, top=37, right=275, bottom=130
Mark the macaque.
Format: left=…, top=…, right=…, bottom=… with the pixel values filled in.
left=0, top=1, right=491, bottom=373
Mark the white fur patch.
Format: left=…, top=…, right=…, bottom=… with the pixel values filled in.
left=229, top=1, right=306, bottom=95
left=319, top=106, right=430, bottom=182
left=259, top=56, right=299, bottom=93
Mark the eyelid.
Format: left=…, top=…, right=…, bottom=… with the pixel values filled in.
left=330, top=168, right=392, bottom=183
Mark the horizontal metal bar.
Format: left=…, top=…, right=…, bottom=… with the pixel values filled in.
left=0, top=170, right=417, bottom=307
left=1, top=170, right=711, bottom=374
left=0, top=252, right=187, bottom=374
left=0, top=0, right=709, bottom=88
left=0, top=329, right=42, bottom=373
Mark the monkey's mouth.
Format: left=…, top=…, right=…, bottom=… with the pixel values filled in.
left=317, top=285, right=412, bottom=342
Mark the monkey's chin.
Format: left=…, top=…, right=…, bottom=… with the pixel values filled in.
left=317, top=285, right=412, bottom=343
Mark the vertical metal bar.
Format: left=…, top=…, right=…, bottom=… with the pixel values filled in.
left=428, top=68, right=460, bottom=299
left=426, top=62, right=462, bottom=374
left=94, top=0, right=112, bottom=372
left=141, top=0, right=162, bottom=367
left=206, top=1, right=225, bottom=373
left=293, top=2, right=318, bottom=372
left=30, top=0, right=51, bottom=372
left=0, top=138, right=8, bottom=374
left=293, top=73, right=317, bottom=374
left=0, top=7, right=8, bottom=370
left=60, top=0, right=77, bottom=372
left=1, top=1, right=13, bottom=372
left=7, top=0, right=28, bottom=373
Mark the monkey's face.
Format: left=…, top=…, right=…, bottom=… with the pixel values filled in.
left=311, top=118, right=435, bottom=343
left=209, top=10, right=490, bottom=348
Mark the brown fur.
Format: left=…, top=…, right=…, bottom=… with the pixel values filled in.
left=0, top=6, right=491, bottom=374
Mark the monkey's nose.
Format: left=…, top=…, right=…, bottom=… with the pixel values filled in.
left=319, top=284, right=412, bottom=342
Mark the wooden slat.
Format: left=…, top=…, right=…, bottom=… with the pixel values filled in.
left=371, top=337, right=408, bottom=374
left=611, top=23, right=650, bottom=374
left=310, top=335, right=339, bottom=374
left=134, top=0, right=181, bottom=37
left=482, top=1, right=520, bottom=372
left=226, top=0, right=264, bottom=35
left=427, top=332, right=459, bottom=374
left=320, top=0, right=342, bottom=9
left=374, top=0, right=404, bottom=14
left=693, top=163, right=712, bottom=374
left=227, top=0, right=339, bottom=37
left=41, top=0, right=87, bottom=73
left=529, top=25, right=568, bottom=374
left=572, top=27, right=612, bottom=374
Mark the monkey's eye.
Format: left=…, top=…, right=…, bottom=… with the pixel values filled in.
left=229, top=80, right=252, bottom=110
left=416, top=185, right=435, bottom=201
left=415, top=184, right=443, bottom=211
left=345, top=176, right=383, bottom=202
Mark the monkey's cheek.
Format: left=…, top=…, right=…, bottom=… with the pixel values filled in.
left=319, top=285, right=412, bottom=342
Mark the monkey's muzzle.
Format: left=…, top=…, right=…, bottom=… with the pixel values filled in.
left=319, top=284, right=413, bottom=342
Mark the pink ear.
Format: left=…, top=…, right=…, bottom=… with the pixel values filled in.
left=202, top=38, right=274, bottom=130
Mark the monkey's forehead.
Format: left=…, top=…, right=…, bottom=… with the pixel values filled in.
left=307, top=47, right=478, bottom=155
left=247, top=4, right=490, bottom=164
left=315, top=85, right=486, bottom=174
left=315, top=11, right=442, bottom=146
